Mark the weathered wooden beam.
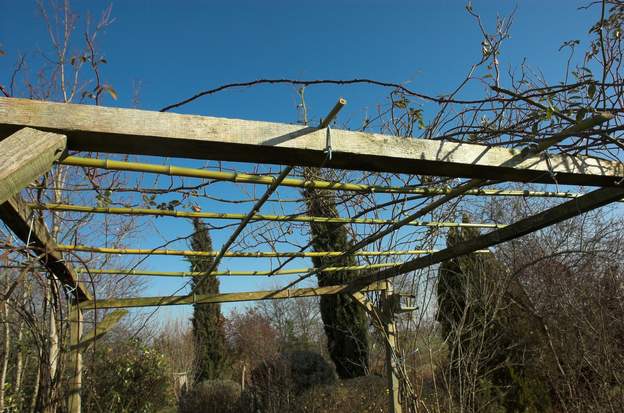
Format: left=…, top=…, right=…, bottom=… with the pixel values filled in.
left=0, top=127, right=67, bottom=205
left=72, top=309, right=128, bottom=351
left=1, top=97, right=621, bottom=186
left=79, top=282, right=385, bottom=310
left=352, top=186, right=624, bottom=287
left=0, top=196, right=92, bottom=301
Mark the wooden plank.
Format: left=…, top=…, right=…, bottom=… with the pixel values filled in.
left=0, top=127, right=67, bottom=205
left=0, top=196, right=92, bottom=301
left=79, top=282, right=385, bottom=310
left=351, top=186, right=624, bottom=287
left=72, top=310, right=128, bottom=351
left=0, top=97, right=621, bottom=186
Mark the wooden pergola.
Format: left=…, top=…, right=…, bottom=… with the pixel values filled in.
left=0, top=96, right=623, bottom=413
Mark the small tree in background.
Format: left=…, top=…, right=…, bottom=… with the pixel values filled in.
left=303, top=168, right=369, bottom=379
left=189, top=218, right=228, bottom=381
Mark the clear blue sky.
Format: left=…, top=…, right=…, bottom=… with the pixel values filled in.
left=0, top=1, right=601, bottom=321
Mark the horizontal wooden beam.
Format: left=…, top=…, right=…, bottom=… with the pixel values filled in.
left=79, top=282, right=385, bottom=310
left=0, top=127, right=67, bottom=205
left=1, top=97, right=621, bottom=186
left=0, top=196, right=92, bottom=301
left=351, top=186, right=624, bottom=287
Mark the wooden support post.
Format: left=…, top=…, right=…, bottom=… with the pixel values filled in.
left=351, top=283, right=403, bottom=413
left=68, top=302, right=83, bottom=413
left=382, top=281, right=402, bottom=413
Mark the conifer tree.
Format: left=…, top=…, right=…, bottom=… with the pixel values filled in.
left=436, top=215, right=550, bottom=411
left=303, top=168, right=369, bottom=379
left=189, top=218, right=228, bottom=381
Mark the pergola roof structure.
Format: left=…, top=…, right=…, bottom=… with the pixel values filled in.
left=1, top=95, right=623, bottom=413
left=1, top=95, right=623, bottom=305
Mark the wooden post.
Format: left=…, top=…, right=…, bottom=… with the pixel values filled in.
left=382, top=281, right=402, bottom=413
left=68, top=302, right=83, bottom=413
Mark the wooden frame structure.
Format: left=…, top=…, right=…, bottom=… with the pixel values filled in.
left=1, top=95, right=622, bottom=413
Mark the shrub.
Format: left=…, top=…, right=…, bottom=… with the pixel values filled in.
left=295, top=375, right=388, bottom=413
left=248, top=350, right=335, bottom=412
left=178, top=379, right=241, bottom=413
left=82, top=337, right=173, bottom=413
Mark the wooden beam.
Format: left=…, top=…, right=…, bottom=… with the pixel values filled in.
left=0, top=196, right=92, bottom=301
left=352, top=186, right=624, bottom=287
left=72, top=309, right=128, bottom=351
left=0, top=127, right=67, bottom=205
left=79, top=282, right=385, bottom=310
left=0, top=97, right=621, bottom=186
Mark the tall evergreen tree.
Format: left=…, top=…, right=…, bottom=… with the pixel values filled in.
left=303, top=168, right=369, bottom=379
left=436, top=215, right=551, bottom=411
left=189, top=218, right=228, bottom=381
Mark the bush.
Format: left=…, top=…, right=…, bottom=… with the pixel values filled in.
left=248, top=350, right=335, bottom=412
left=178, top=379, right=241, bottom=413
left=295, top=375, right=388, bottom=413
left=82, top=337, right=173, bottom=413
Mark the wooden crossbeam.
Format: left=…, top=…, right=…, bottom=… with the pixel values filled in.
left=79, top=282, right=385, bottom=310
left=0, top=127, right=91, bottom=301
left=0, top=196, right=92, bottom=301
left=0, top=127, right=67, bottom=205
left=351, top=186, right=624, bottom=287
left=1, top=97, right=621, bottom=186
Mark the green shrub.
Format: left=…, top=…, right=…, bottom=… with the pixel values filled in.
left=178, top=379, right=241, bottom=413
left=82, top=337, right=173, bottom=413
left=248, top=350, right=335, bottom=412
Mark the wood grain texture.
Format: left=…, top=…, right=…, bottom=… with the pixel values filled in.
left=0, top=127, right=67, bottom=205
left=1, top=97, right=622, bottom=186
left=0, top=196, right=92, bottom=301
left=79, top=282, right=385, bottom=310
left=351, top=186, right=624, bottom=286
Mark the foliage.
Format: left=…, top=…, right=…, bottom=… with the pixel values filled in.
left=436, top=216, right=551, bottom=412
left=178, top=379, right=242, bottom=413
left=248, top=350, right=335, bottom=412
left=303, top=168, right=369, bottom=379
left=82, top=337, right=173, bottom=413
left=295, top=375, right=388, bottom=413
left=189, top=218, right=228, bottom=381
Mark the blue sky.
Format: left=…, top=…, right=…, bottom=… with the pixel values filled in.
left=0, top=1, right=602, bottom=321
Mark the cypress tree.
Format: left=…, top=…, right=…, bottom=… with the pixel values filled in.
left=436, top=215, right=551, bottom=411
left=303, top=168, right=369, bottom=379
left=189, top=218, right=228, bottom=381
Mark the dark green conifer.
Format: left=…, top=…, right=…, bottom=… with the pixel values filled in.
left=189, top=218, right=228, bottom=381
left=436, top=215, right=551, bottom=411
left=303, top=168, right=369, bottom=379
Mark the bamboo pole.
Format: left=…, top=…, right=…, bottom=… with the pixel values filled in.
left=55, top=244, right=491, bottom=258
left=58, top=156, right=609, bottom=201
left=30, top=203, right=506, bottom=229
left=74, top=262, right=407, bottom=277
